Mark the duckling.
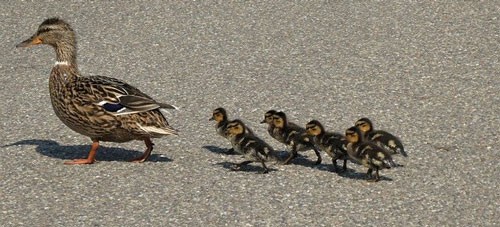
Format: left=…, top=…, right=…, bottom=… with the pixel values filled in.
left=305, top=120, right=347, bottom=172
left=209, top=107, right=234, bottom=153
left=225, top=120, right=278, bottom=174
left=260, top=109, right=277, bottom=138
left=209, top=107, right=230, bottom=138
left=355, top=118, right=407, bottom=157
left=209, top=107, right=255, bottom=153
left=345, top=126, right=399, bottom=182
left=16, top=18, right=178, bottom=164
left=271, top=111, right=322, bottom=165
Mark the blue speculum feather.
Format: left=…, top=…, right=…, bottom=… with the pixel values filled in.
left=103, top=103, right=125, bottom=112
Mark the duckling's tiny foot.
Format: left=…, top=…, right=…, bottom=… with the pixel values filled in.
left=64, top=159, right=94, bottom=165
left=366, top=177, right=378, bottom=182
left=279, top=161, right=291, bottom=165
left=230, top=164, right=241, bottom=171
left=314, top=159, right=322, bottom=165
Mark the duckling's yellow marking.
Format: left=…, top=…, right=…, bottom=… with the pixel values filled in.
left=356, top=122, right=371, bottom=133
left=345, top=130, right=358, bottom=143
left=373, top=160, right=382, bottom=166
left=372, top=133, right=383, bottom=140
left=307, top=126, right=322, bottom=136
left=361, top=146, right=372, bottom=153
left=273, top=117, right=284, bottom=128
left=228, top=124, right=244, bottom=135
left=213, top=113, right=223, bottom=122
left=377, top=152, right=385, bottom=159
left=388, top=140, right=397, bottom=148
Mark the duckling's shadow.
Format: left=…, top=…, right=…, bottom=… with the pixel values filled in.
left=287, top=156, right=332, bottom=171
left=3, top=139, right=172, bottom=163
left=281, top=153, right=347, bottom=173
left=337, top=170, right=393, bottom=181
left=215, top=161, right=277, bottom=174
left=202, top=145, right=238, bottom=155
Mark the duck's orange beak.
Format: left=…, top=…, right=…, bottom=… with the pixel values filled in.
left=16, top=35, right=43, bottom=48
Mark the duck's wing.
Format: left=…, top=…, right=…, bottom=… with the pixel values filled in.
left=80, top=75, right=177, bottom=115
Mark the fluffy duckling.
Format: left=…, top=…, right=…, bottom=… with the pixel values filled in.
left=226, top=120, right=278, bottom=174
left=209, top=107, right=231, bottom=139
left=271, top=112, right=322, bottom=165
left=209, top=107, right=255, bottom=153
left=345, top=126, right=399, bottom=182
left=305, top=120, right=347, bottom=172
left=355, top=118, right=407, bottom=157
left=16, top=18, right=178, bottom=164
left=260, top=110, right=277, bottom=138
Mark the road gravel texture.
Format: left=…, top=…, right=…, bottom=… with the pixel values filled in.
left=1, top=1, right=499, bottom=226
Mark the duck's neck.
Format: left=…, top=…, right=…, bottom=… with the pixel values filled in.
left=54, top=39, right=78, bottom=69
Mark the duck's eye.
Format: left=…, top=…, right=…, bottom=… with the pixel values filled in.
left=38, top=28, right=51, bottom=34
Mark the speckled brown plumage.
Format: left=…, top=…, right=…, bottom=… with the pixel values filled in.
left=17, top=18, right=178, bottom=164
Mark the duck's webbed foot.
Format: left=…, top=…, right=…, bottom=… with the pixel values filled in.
left=64, top=141, right=99, bottom=165
left=129, top=138, right=154, bottom=163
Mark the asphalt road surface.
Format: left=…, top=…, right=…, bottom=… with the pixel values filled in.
left=1, top=1, right=499, bottom=226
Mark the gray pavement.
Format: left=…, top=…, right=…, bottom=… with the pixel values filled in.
left=1, top=1, right=499, bottom=226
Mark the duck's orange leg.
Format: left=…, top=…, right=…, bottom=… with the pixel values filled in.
left=129, top=138, right=154, bottom=163
left=64, top=141, right=99, bottom=165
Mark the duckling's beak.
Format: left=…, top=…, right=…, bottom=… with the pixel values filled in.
left=260, top=119, right=266, bottom=124
left=209, top=116, right=214, bottom=121
left=16, top=35, right=43, bottom=48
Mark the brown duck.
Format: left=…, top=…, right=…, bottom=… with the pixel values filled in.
left=16, top=18, right=178, bottom=164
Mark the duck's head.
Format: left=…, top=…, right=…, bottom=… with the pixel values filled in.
left=209, top=107, right=227, bottom=122
left=272, top=111, right=287, bottom=129
left=355, top=118, right=373, bottom=134
left=226, top=119, right=245, bottom=136
left=16, top=18, right=75, bottom=48
left=260, top=110, right=277, bottom=125
left=345, top=126, right=361, bottom=144
left=305, top=120, right=324, bottom=136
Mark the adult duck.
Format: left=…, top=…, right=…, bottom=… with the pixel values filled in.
left=16, top=18, right=178, bottom=164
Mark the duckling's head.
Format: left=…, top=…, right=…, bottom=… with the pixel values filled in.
left=305, top=120, right=324, bottom=136
left=260, top=110, right=277, bottom=124
left=17, top=18, right=75, bottom=48
left=226, top=119, right=246, bottom=135
left=272, top=111, right=287, bottom=128
left=355, top=118, right=373, bottom=134
left=209, top=107, right=228, bottom=122
left=345, top=126, right=361, bottom=144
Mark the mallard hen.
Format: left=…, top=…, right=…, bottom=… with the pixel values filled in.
left=16, top=18, right=178, bottom=164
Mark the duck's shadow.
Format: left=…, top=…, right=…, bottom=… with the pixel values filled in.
left=214, top=161, right=278, bottom=174
left=3, top=139, right=172, bottom=163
